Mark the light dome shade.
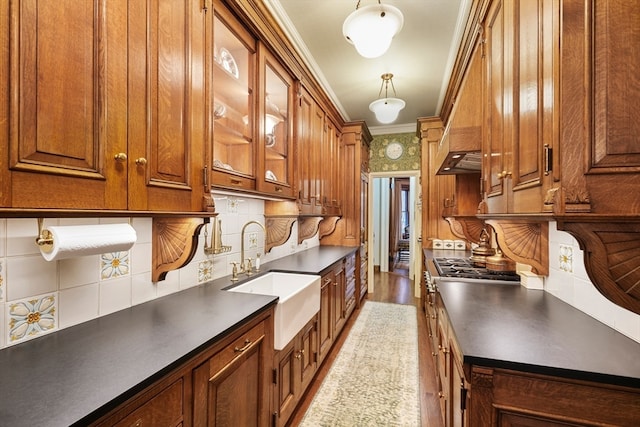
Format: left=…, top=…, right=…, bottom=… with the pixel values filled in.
left=369, top=97, right=406, bottom=124
left=343, top=4, right=404, bottom=59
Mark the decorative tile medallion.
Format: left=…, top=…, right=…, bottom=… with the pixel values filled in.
left=8, top=293, right=57, bottom=344
left=559, top=244, right=573, bottom=273
left=248, top=232, right=258, bottom=248
left=227, top=198, right=239, bottom=213
left=101, top=251, right=131, bottom=280
left=198, top=259, right=213, bottom=283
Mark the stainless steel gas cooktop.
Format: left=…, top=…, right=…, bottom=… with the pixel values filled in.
left=432, top=257, right=521, bottom=283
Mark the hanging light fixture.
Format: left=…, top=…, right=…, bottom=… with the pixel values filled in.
left=369, top=73, right=406, bottom=124
left=342, top=0, right=404, bottom=59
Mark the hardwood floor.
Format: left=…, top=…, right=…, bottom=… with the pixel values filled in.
left=287, top=267, right=444, bottom=427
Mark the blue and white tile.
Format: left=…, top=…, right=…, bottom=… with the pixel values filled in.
left=6, top=255, right=57, bottom=301
left=100, top=251, right=131, bottom=280
left=6, top=292, right=58, bottom=345
left=558, top=244, right=573, bottom=273
left=198, top=259, right=213, bottom=283
left=58, top=283, right=99, bottom=329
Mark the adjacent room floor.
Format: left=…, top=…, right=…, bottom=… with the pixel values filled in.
left=287, top=265, right=444, bottom=427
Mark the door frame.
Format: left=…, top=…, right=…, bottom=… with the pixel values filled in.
left=368, top=170, right=422, bottom=297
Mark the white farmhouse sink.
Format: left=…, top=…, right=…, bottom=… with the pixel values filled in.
left=226, top=273, right=320, bottom=350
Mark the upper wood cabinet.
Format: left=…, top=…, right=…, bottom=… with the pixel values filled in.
left=256, top=44, right=295, bottom=198
left=209, top=0, right=257, bottom=192
left=2, top=0, right=207, bottom=212
left=482, top=0, right=557, bottom=215
left=296, top=85, right=324, bottom=215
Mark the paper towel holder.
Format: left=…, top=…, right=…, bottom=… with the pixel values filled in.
left=36, top=218, right=54, bottom=253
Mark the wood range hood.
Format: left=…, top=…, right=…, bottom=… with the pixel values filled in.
left=436, top=126, right=482, bottom=175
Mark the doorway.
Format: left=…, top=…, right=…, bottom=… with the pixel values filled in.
left=367, top=170, right=422, bottom=298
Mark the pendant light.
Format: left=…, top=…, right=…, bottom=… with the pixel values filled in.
left=343, top=0, right=404, bottom=59
left=369, top=73, right=406, bottom=124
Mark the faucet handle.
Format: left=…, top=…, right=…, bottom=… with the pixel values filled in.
left=245, top=258, right=253, bottom=275
left=230, top=262, right=239, bottom=281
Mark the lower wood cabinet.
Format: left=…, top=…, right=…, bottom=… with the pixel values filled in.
left=90, top=307, right=274, bottom=427
left=431, top=289, right=640, bottom=426
left=273, top=315, right=318, bottom=427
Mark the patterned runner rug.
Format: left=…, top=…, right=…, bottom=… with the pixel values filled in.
left=299, top=301, right=420, bottom=426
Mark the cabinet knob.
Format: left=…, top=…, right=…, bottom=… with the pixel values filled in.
left=114, top=153, right=127, bottom=162
left=497, top=170, right=512, bottom=179
left=135, top=157, right=147, bottom=166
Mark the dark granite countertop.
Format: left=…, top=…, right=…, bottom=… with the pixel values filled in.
left=437, top=280, right=640, bottom=389
left=0, top=245, right=355, bottom=427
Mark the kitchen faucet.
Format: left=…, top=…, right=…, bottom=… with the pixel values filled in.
left=240, top=220, right=266, bottom=275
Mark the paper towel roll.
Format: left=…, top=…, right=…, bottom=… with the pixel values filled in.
left=40, top=223, right=137, bottom=262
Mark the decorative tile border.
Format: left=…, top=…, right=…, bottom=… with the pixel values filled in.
left=559, top=244, right=573, bottom=273
left=101, top=251, right=131, bottom=280
left=7, top=292, right=58, bottom=345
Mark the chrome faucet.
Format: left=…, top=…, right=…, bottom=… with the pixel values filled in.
left=240, top=220, right=266, bottom=275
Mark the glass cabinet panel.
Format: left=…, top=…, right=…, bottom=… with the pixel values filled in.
left=258, top=45, right=294, bottom=197
left=212, top=5, right=256, bottom=186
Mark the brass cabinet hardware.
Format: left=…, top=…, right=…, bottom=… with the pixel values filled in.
left=114, top=152, right=127, bottom=162
left=234, top=339, right=252, bottom=353
left=135, top=157, right=147, bottom=166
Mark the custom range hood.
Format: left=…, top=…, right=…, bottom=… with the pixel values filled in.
left=435, top=125, right=482, bottom=174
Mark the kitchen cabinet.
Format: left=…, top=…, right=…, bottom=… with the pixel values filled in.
left=273, top=315, right=318, bottom=427
left=256, top=44, right=295, bottom=198
left=3, top=0, right=206, bottom=212
left=317, top=269, right=334, bottom=367
left=209, top=0, right=257, bottom=193
left=332, top=259, right=347, bottom=337
left=192, top=311, right=272, bottom=427
left=296, top=85, right=324, bottom=215
left=345, top=252, right=357, bottom=318
left=418, top=118, right=459, bottom=245
left=322, top=122, right=371, bottom=304
left=482, top=0, right=557, bottom=215
left=92, top=306, right=274, bottom=427
left=322, top=117, right=343, bottom=215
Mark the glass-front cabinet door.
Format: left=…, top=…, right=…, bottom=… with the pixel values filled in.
left=257, top=43, right=294, bottom=198
left=211, top=1, right=256, bottom=191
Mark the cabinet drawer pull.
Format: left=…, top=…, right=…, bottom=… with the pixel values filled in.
left=234, top=339, right=252, bottom=353
left=274, top=186, right=282, bottom=192
left=230, top=178, right=242, bottom=185
left=131, top=419, right=142, bottom=427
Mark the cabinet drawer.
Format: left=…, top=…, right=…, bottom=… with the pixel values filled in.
left=209, top=320, right=266, bottom=377
left=112, top=379, right=183, bottom=427
left=211, top=170, right=255, bottom=192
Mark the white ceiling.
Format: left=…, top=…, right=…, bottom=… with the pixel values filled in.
left=265, top=0, right=470, bottom=134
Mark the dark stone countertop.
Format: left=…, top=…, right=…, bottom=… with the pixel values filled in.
left=0, top=245, right=356, bottom=427
left=437, top=280, right=640, bottom=389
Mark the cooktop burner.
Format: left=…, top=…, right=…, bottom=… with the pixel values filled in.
left=433, top=257, right=520, bottom=282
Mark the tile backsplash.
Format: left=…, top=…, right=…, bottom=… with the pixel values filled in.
left=0, top=196, right=319, bottom=349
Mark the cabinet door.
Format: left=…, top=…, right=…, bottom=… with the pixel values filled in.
left=295, top=86, right=316, bottom=214
left=318, top=272, right=334, bottom=365
left=256, top=44, right=294, bottom=198
left=483, top=0, right=557, bottom=214
left=323, top=118, right=342, bottom=214
left=7, top=0, right=128, bottom=209
left=128, top=0, right=206, bottom=211
left=210, top=0, right=256, bottom=192
left=298, top=315, right=318, bottom=393
left=483, top=0, right=510, bottom=212
left=332, top=263, right=346, bottom=336
left=192, top=319, right=268, bottom=427
left=274, top=339, right=297, bottom=427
